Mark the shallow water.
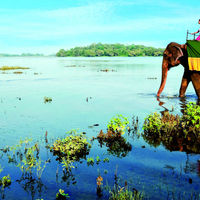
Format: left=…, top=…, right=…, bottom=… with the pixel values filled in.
left=0, top=57, right=199, bottom=200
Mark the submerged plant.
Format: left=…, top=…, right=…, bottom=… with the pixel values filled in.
left=51, top=130, right=91, bottom=169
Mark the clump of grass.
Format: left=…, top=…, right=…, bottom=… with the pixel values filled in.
left=143, top=102, right=200, bottom=153
left=51, top=130, right=91, bottom=170
left=0, top=66, right=29, bottom=70
left=44, top=97, right=52, bottom=103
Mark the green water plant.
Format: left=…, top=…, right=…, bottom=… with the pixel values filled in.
left=51, top=130, right=91, bottom=169
left=2, top=138, right=48, bottom=178
left=103, top=157, right=110, bottom=163
left=107, top=114, right=130, bottom=134
left=44, top=96, right=52, bottom=103
left=109, top=186, right=143, bottom=200
left=96, top=155, right=101, bottom=164
left=87, top=157, right=95, bottom=166
left=143, top=102, right=200, bottom=153
left=0, top=175, right=11, bottom=188
left=56, top=189, right=70, bottom=200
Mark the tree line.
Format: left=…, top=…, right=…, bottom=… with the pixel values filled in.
left=56, top=43, right=164, bottom=57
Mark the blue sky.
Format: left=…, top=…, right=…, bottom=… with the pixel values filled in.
left=0, top=0, right=199, bottom=54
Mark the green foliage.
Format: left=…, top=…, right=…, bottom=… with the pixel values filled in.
left=3, top=138, right=48, bottom=178
left=51, top=130, right=91, bottom=169
left=107, top=114, right=130, bottom=134
left=109, top=187, right=143, bottom=200
left=143, top=102, right=200, bottom=153
left=181, top=102, right=200, bottom=132
left=0, top=175, right=11, bottom=188
left=96, top=155, right=101, bottom=164
left=87, top=157, right=95, bottom=166
left=56, top=43, right=164, bottom=57
left=56, top=189, right=70, bottom=200
left=103, top=157, right=110, bottom=163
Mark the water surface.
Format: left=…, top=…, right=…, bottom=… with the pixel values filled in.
left=0, top=57, right=199, bottom=200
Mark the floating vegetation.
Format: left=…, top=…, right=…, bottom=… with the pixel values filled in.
left=100, top=69, right=116, bottom=72
left=143, top=103, right=200, bottom=153
left=0, top=66, right=29, bottom=70
left=147, top=77, right=157, bottom=80
left=87, top=157, right=95, bottom=166
left=44, top=96, right=52, bottom=103
left=56, top=189, right=70, bottom=200
left=96, top=156, right=101, bottom=164
left=0, top=175, right=11, bottom=188
left=13, top=71, right=23, bottom=74
left=103, top=157, right=110, bottom=163
left=51, top=130, right=91, bottom=170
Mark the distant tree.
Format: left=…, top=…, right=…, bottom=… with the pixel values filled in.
left=56, top=43, right=164, bottom=57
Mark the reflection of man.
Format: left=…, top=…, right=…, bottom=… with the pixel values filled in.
left=191, top=19, right=200, bottom=41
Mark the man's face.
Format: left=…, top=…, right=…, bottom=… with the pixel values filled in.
left=199, top=20, right=200, bottom=24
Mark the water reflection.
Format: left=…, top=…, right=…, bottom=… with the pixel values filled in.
left=95, top=130, right=132, bottom=158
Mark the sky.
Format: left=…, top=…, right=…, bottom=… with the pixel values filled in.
left=0, top=0, right=199, bottom=54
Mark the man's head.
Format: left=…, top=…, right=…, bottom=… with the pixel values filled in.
left=198, top=19, right=200, bottom=24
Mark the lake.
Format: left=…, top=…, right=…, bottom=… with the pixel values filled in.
left=0, top=57, right=199, bottom=200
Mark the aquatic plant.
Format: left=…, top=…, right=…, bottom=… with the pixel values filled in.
left=0, top=66, right=29, bottom=70
left=107, top=170, right=143, bottom=200
left=103, top=158, right=110, bottom=163
left=51, top=130, right=91, bottom=169
left=2, top=138, right=48, bottom=178
left=181, top=102, right=200, bottom=134
left=97, top=130, right=132, bottom=157
left=87, top=157, right=95, bottom=166
left=109, top=186, right=143, bottom=200
left=96, top=176, right=103, bottom=197
left=56, top=189, right=70, bottom=200
left=0, top=175, right=11, bottom=188
left=44, top=96, right=52, bottom=103
left=143, top=103, right=200, bottom=153
left=107, top=114, right=130, bottom=134
left=96, top=156, right=101, bottom=164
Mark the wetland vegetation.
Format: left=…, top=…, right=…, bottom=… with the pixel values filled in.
left=0, top=57, right=200, bottom=200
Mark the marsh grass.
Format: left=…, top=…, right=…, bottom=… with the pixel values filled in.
left=1, top=138, right=48, bottom=179
left=0, top=66, right=29, bottom=70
